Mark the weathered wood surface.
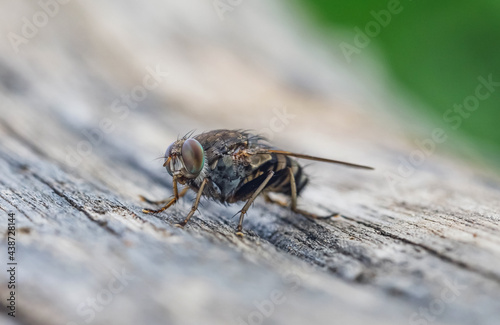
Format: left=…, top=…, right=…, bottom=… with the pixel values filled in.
left=1, top=1, right=500, bottom=325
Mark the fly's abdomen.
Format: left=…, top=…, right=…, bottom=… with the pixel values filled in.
left=265, top=154, right=308, bottom=196
left=233, top=153, right=308, bottom=202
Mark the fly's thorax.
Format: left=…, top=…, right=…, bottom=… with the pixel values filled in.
left=252, top=153, right=274, bottom=170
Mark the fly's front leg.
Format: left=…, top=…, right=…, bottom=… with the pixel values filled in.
left=140, top=187, right=189, bottom=205
left=175, top=178, right=209, bottom=228
left=142, top=178, right=188, bottom=214
left=288, top=167, right=339, bottom=220
left=236, top=170, right=275, bottom=237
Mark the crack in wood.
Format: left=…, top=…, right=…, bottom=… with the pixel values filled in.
left=0, top=189, right=35, bottom=223
left=341, top=215, right=500, bottom=284
left=32, top=173, right=121, bottom=237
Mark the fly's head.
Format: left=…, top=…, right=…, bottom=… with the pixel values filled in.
left=163, top=138, right=206, bottom=185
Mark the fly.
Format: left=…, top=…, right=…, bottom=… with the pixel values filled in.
left=141, top=129, right=373, bottom=236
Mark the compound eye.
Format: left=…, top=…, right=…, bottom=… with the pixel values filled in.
left=164, top=143, right=174, bottom=176
left=181, top=139, right=205, bottom=175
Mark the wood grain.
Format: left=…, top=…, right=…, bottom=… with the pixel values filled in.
left=1, top=1, right=499, bottom=325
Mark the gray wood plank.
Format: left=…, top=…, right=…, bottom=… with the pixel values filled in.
left=1, top=1, right=499, bottom=325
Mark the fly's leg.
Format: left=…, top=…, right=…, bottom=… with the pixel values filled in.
left=175, top=178, right=209, bottom=228
left=263, top=194, right=288, bottom=208
left=142, top=178, right=188, bottom=214
left=140, top=187, right=189, bottom=205
left=236, top=170, right=275, bottom=237
left=288, top=167, right=339, bottom=220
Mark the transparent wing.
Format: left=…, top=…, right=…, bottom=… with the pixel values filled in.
left=253, top=149, right=374, bottom=170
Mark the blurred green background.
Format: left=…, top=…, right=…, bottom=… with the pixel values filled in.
left=295, top=0, right=500, bottom=167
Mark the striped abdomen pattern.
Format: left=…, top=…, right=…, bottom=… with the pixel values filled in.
left=233, top=152, right=308, bottom=202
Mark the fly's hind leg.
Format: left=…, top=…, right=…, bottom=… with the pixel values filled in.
left=263, top=193, right=288, bottom=208
left=288, top=167, right=339, bottom=220
left=236, top=170, right=275, bottom=237
left=142, top=178, right=189, bottom=214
